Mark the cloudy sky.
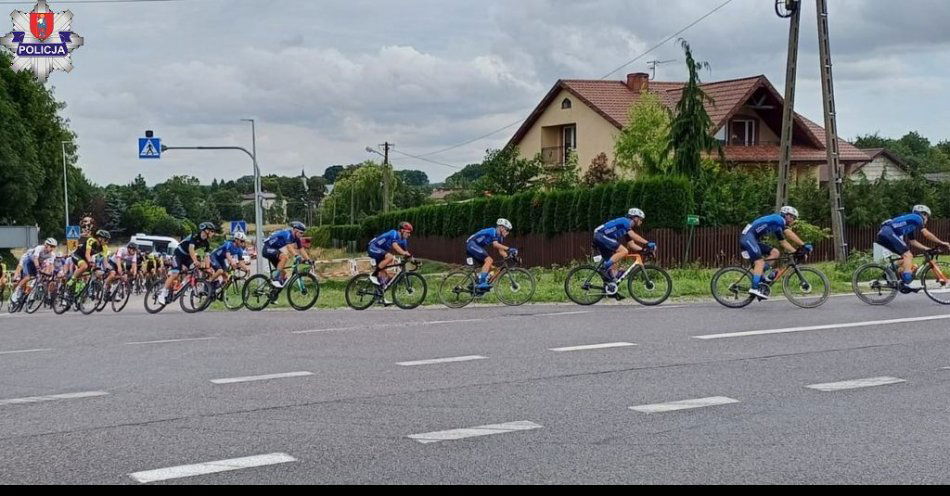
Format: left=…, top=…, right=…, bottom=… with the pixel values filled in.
left=9, top=0, right=950, bottom=185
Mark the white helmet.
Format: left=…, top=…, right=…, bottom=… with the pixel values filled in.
left=913, top=205, right=932, bottom=216
left=497, top=218, right=513, bottom=230
left=780, top=206, right=800, bottom=219
left=627, top=208, right=646, bottom=220
left=44, top=238, right=58, bottom=247
left=233, top=232, right=248, bottom=242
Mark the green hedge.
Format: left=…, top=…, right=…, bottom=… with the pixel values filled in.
left=306, top=225, right=361, bottom=248
left=358, top=176, right=695, bottom=239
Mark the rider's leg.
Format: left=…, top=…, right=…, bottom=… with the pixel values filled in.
left=900, top=251, right=915, bottom=286
left=477, top=256, right=494, bottom=288
left=274, top=251, right=290, bottom=282
left=607, top=245, right=629, bottom=279
left=377, top=253, right=395, bottom=285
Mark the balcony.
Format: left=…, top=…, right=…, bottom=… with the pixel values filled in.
left=542, top=146, right=566, bottom=166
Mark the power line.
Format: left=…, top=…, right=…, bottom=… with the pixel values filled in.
left=405, top=0, right=736, bottom=162
left=391, top=149, right=464, bottom=170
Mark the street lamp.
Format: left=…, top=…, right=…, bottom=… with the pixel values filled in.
left=61, top=140, right=71, bottom=229
left=241, top=119, right=266, bottom=276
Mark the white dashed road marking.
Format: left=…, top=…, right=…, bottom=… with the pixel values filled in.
left=397, top=355, right=488, bottom=367
left=694, top=314, right=950, bottom=340
left=409, top=421, right=543, bottom=444
left=129, top=453, right=297, bottom=483
left=0, top=348, right=53, bottom=355
left=210, top=371, right=313, bottom=385
left=0, top=391, right=109, bottom=407
left=630, top=396, right=740, bottom=414
left=806, top=377, right=907, bottom=392
left=126, top=337, right=217, bottom=346
left=550, top=342, right=637, bottom=352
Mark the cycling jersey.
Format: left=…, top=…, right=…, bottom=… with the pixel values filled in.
left=882, top=213, right=924, bottom=238
left=110, top=247, right=138, bottom=265
left=743, top=214, right=787, bottom=241
left=264, top=229, right=301, bottom=251
left=368, top=230, right=407, bottom=259
left=72, top=237, right=104, bottom=261
left=210, top=241, right=245, bottom=268
left=175, top=234, right=211, bottom=257
left=467, top=228, right=503, bottom=248
left=595, top=218, right=633, bottom=242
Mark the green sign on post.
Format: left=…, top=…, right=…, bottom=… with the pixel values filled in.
left=686, top=215, right=700, bottom=227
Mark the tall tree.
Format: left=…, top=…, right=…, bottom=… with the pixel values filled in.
left=476, top=147, right=542, bottom=196
left=583, top=153, right=618, bottom=186
left=615, top=91, right=672, bottom=175
left=666, top=40, right=719, bottom=177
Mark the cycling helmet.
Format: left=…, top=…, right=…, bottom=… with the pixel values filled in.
left=913, top=205, right=932, bottom=216
left=497, top=218, right=513, bottom=230
left=96, top=229, right=111, bottom=240
left=198, top=222, right=217, bottom=232
left=126, top=242, right=138, bottom=250
left=290, top=221, right=307, bottom=231
left=398, top=221, right=414, bottom=233
left=233, top=232, right=248, bottom=242
left=627, top=208, right=646, bottom=220
left=780, top=206, right=800, bottom=219
left=44, top=238, right=58, bottom=247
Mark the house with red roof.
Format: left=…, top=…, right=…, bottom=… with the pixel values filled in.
left=509, top=72, right=870, bottom=181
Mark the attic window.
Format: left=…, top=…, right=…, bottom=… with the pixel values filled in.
left=561, top=98, right=572, bottom=109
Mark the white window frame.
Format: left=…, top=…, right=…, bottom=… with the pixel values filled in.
left=562, top=125, right=577, bottom=163
left=730, top=119, right=756, bottom=146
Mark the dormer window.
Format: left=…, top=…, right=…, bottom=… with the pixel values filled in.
left=561, top=98, right=572, bottom=110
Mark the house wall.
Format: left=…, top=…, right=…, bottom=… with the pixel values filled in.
left=516, top=89, right=621, bottom=175
left=852, top=156, right=909, bottom=181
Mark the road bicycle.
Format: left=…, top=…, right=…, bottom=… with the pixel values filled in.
left=242, top=256, right=320, bottom=312
left=52, top=267, right=105, bottom=316
left=209, top=267, right=248, bottom=311
left=23, top=273, right=58, bottom=314
left=852, top=248, right=950, bottom=305
left=438, top=251, right=536, bottom=309
left=345, top=258, right=427, bottom=310
left=144, top=266, right=213, bottom=314
left=711, top=250, right=830, bottom=309
left=563, top=248, right=672, bottom=306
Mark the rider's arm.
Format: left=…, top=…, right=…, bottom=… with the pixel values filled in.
left=627, top=230, right=649, bottom=246
left=189, top=244, right=199, bottom=266
left=920, top=229, right=950, bottom=249
left=492, top=240, right=509, bottom=258
left=782, top=229, right=805, bottom=252
left=909, top=239, right=930, bottom=252
left=393, top=243, right=411, bottom=258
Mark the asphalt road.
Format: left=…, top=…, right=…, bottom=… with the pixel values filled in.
left=0, top=295, right=948, bottom=484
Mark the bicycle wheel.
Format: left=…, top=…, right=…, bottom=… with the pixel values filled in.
left=851, top=263, right=898, bottom=306
left=628, top=265, right=673, bottom=306
left=921, top=261, right=950, bottom=305
left=439, top=270, right=477, bottom=309
left=112, top=282, right=131, bottom=312
left=783, top=266, right=830, bottom=309
left=711, top=267, right=756, bottom=309
left=78, top=280, right=102, bottom=315
left=94, top=282, right=110, bottom=313
left=345, top=275, right=378, bottom=311
left=286, top=273, right=320, bottom=311
left=25, top=283, right=45, bottom=314
left=144, top=280, right=167, bottom=314
left=222, top=279, right=245, bottom=311
left=494, top=268, right=536, bottom=307
left=53, top=284, right=72, bottom=315
left=243, top=275, right=274, bottom=312
left=564, top=265, right=607, bottom=306
left=392, top=272, right=428, bottom=310
left=181, top=280, right=213, bottom=313
left=0, top=285, right=6, bottom=312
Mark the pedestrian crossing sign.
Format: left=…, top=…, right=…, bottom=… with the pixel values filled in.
left=65, top=225, right=81, bottom=240
left=138, top=137, right=161, bottom=159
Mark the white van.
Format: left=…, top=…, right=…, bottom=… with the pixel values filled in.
left=129, top=234, right=180, bottom=256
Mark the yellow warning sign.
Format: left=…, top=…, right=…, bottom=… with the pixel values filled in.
left=67, top=239, right=78, bottom=254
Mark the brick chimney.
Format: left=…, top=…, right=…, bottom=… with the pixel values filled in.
left=626, top=72, right=649, bottom=93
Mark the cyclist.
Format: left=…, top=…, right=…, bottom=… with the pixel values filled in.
left=67, top=230, right=110, bottom=292
left=159, top=222, right=217, bottom=304
left=367, top=222, right=413, bottom=287
left=208, top=232, right=250, bottom=290
left=878, top=205, right=950, bottom=291
left=0, top=259, right=7, bottom=294
left=262, top=221, right=311, bottom=287
left=467, top=219, right=516, bottom=291
left=108, top=243, right=139, bottom=290
left=593, top=208, right=656, bottom=283
left=741, top=206, right=812, bottom=300
left=12, top=238, right=58, bottom=305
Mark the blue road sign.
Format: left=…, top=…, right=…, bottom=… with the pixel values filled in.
left=230, top=220, right=247, bottom=236
left=66, top=225, right=81, bottom=240
left=139, top=137, right=161, bottom=159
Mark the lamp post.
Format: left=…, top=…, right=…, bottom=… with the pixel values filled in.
left=61, top=140, right=71, bottom=229
left=241, top=119, right=266, bottom=275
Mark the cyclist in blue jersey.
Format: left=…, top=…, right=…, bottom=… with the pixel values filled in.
left=209, top=231, right=250, bottom=290
left=368, top=222, right=413, bottom=287
left=877, top=205, right=950, bottom=291
left=159, top=222, right=217, bottom=304
left=467, top=219, right=515, bottom=291
left=263, top=221, right=312, bottom=287
left=741, top=206, right=811, bottom=300
left=593, top=208, right=655, bottom=283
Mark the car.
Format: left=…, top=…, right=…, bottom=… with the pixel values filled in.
left=129, top=234, right=180, bottom=256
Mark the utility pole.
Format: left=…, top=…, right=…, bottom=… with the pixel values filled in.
left=61, top=140, right=72, bottom=229
left=382, top=142, right=393, bottom=213
left=816, top=0, right=847, bottom=262
left=774, top=0, right=800, bottom=210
